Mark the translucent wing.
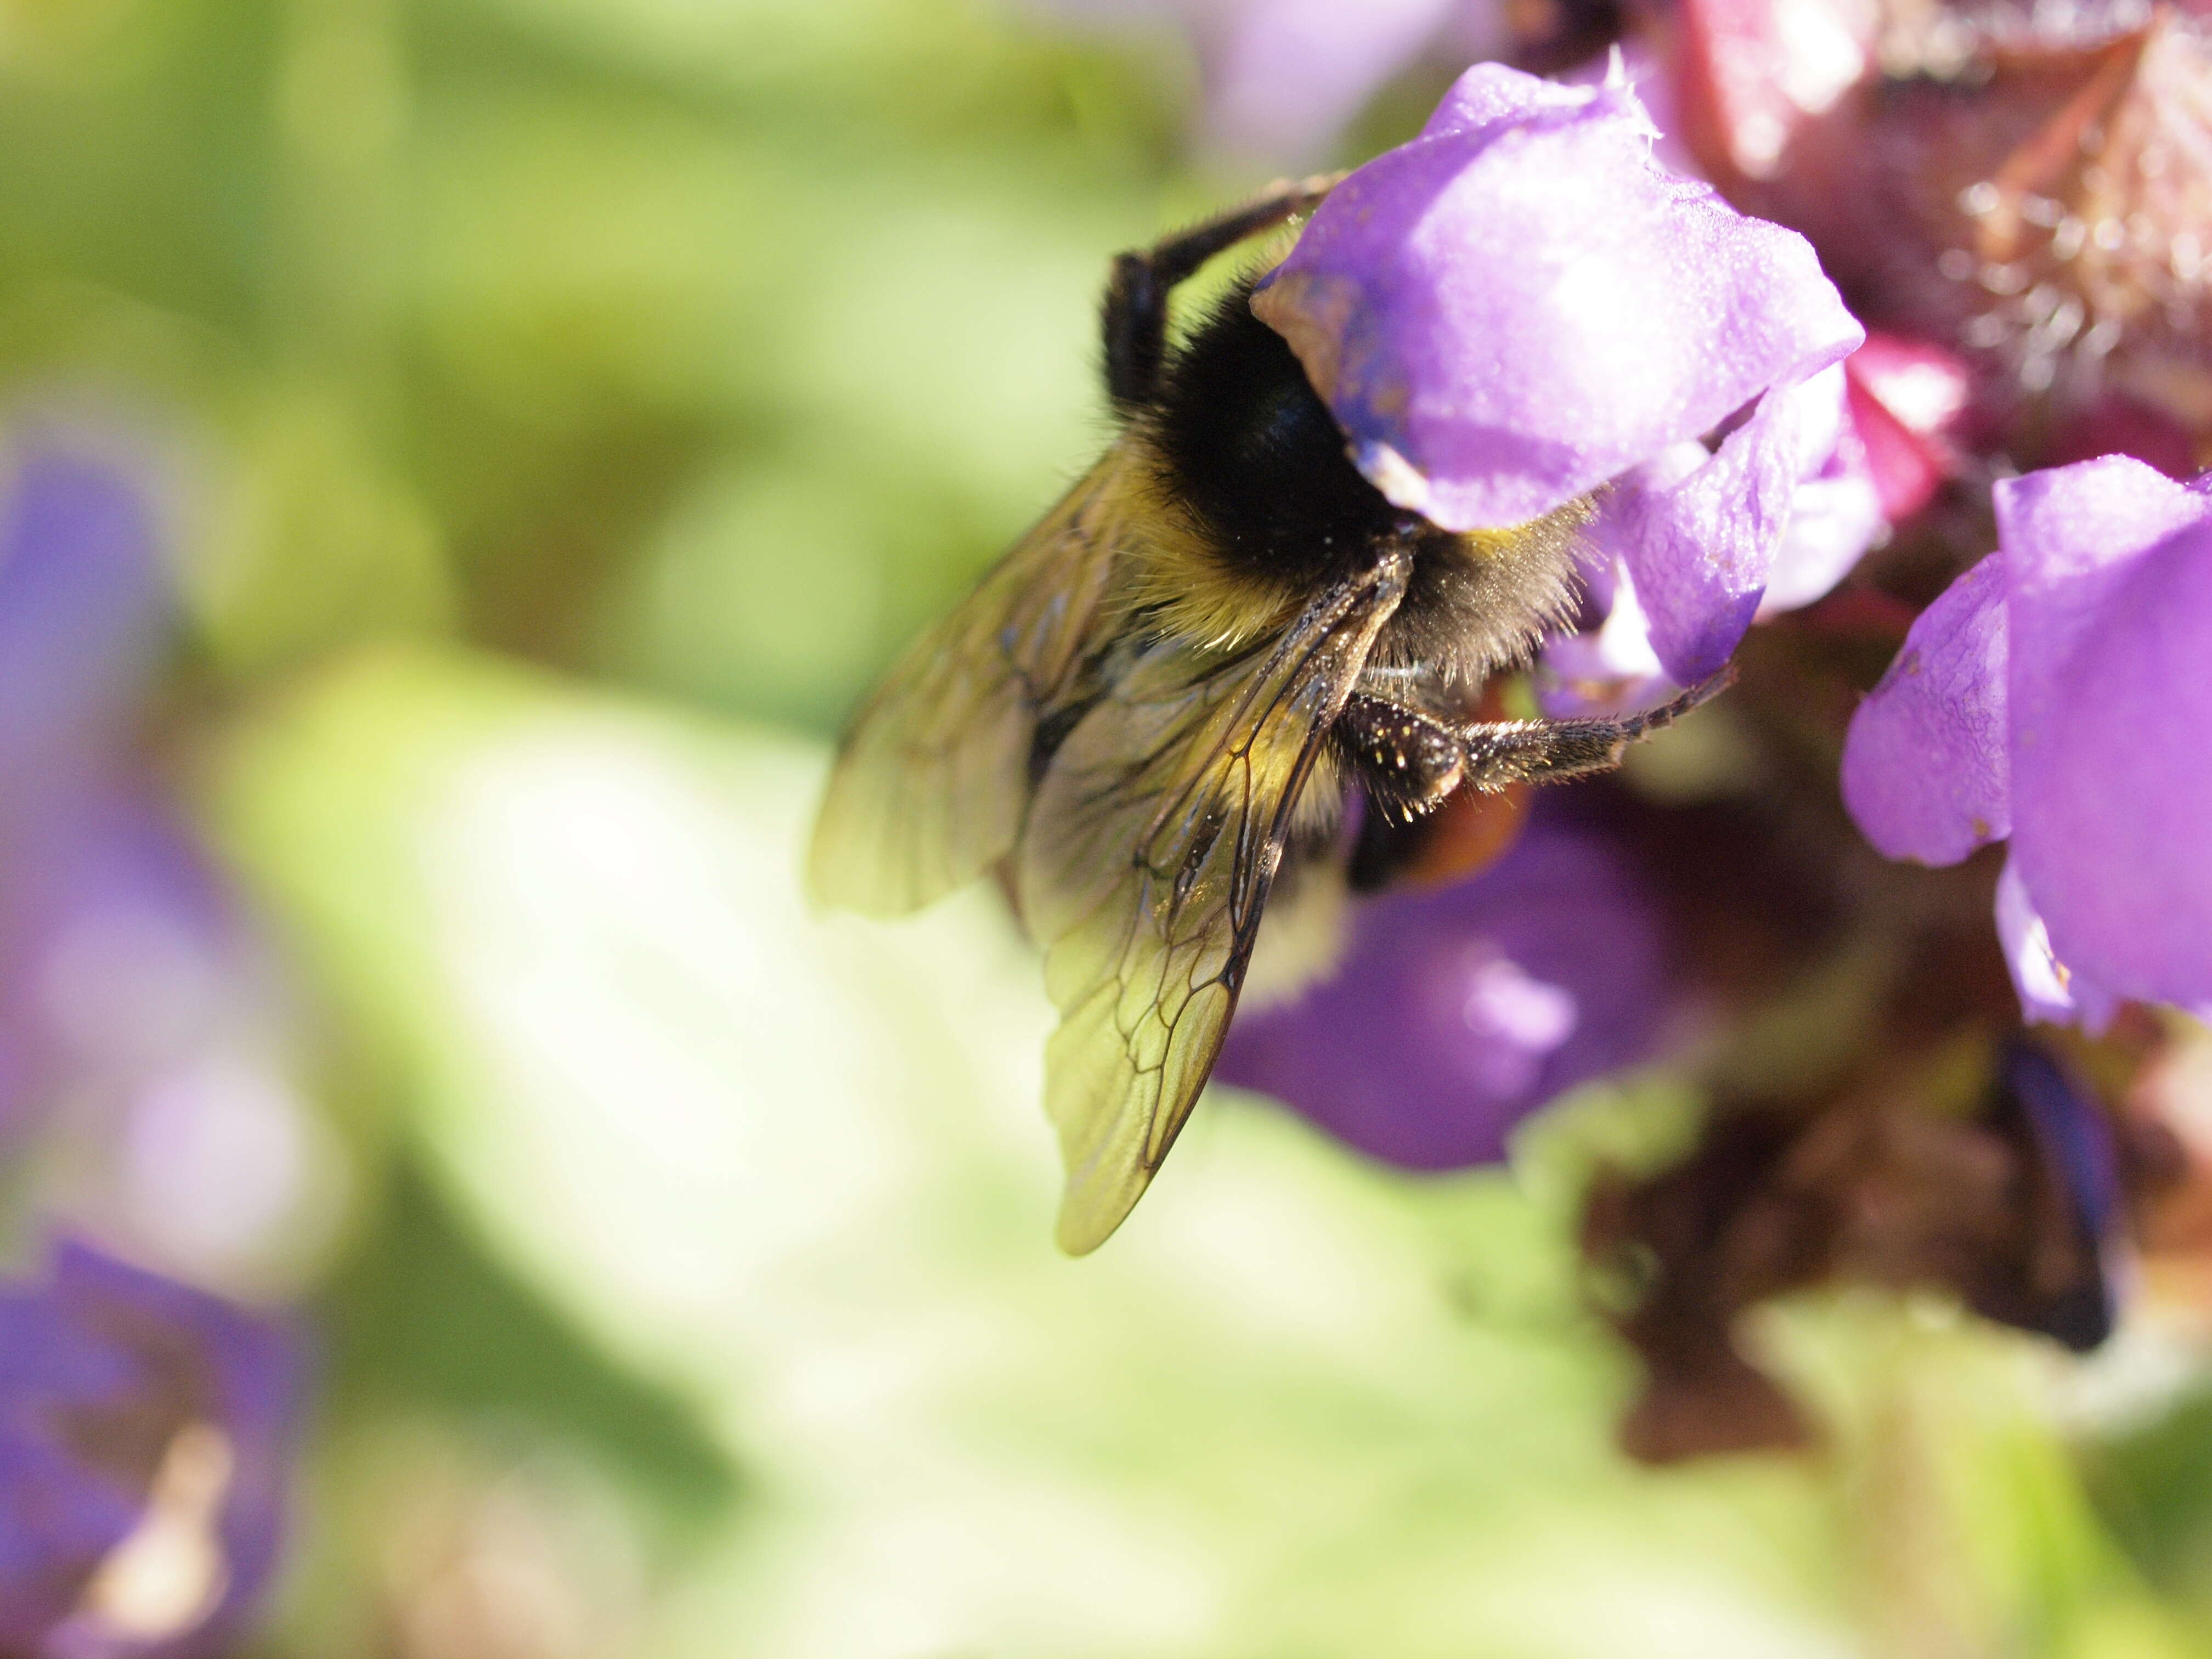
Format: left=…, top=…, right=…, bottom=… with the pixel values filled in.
left=1018, top=547, right=1412, bottom=1253
left=808, top=449, right=1134, bottom=916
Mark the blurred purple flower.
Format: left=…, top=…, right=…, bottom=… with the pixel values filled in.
left=1200, top=0, right=1496, bottom=163
left=0, top=1239, right=303, bottom=1658
left=1253, top=63, right=1863, bottom=680
left=1218, top=809, right=1673, bottom=1169
left=1842, top=454, right=2212, bottom=1026
left=0, top=436, right=332, bottom=1288
left=0, top=442, right=173, bottom=1149
left=1024, top=0, right=1510, bottom=165
left=0, top=445, right=170, bottom=817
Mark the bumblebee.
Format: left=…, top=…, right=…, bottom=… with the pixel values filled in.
left=809, top=176, right=1722, bottom=1253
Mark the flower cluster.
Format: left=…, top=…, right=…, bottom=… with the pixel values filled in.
left=1051, top=9, right=2212, bottom=1454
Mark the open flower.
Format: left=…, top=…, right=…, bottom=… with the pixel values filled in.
left=0, top=1239, right=302, bottom=1657
left=1254, top=63, right=1864, bottom=680
left=1217, top=806, right=1674, bottom=1168
left=1842, top=454, right=2212, bottom=1026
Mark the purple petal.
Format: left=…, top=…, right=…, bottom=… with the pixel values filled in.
left=1756, top=368, right=1886, bottom=617
left=1534, top=560, right=1679, bottom=719
left=1554, top=41, right=1702, bottom=180
left=1999, top=458, right=2212, bottom=1013
left=1216, top=810, right=1671, bottom=1170
left=1839, top=551, right=2010, bottom=865
left=1609, top=371, right=1816, bottom=679
left=1601, top=363, right=1882, bottom=679
left=1995, top=856, right=2116, bottom=1030
left=1254, top=63, right=1861, bottom=540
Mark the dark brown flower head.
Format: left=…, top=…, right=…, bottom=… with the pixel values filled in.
left=1660, top=0, right=2212, bottom=471
left=1586, top=1037, right=2170, bottom=1462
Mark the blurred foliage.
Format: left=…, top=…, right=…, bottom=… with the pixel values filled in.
left=320, top=1155, right=741, bottom=1533
left=4, top=0, right=2212, bottom=1650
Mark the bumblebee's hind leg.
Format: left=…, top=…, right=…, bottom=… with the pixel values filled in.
left=1335, top=670, right=1734, bottom=809
left=1103, top=171, right=1344, bottom=409
left=1457, top=672, right=1735, bottom=792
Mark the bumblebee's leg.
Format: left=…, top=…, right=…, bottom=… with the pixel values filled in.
left=1337, top=670, right=1732, bottom=808
left=1457, top=672, right=1734, bottom=792
left=1103, top=171, right=1344, bottom=409
left=1336, top=690, right=1467, bottom=821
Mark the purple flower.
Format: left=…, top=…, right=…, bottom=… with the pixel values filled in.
left=0, top=1239, right=303, bottom=1658
left=0, top=436, right=330, bottom=1286
left=0, top=444, right=171, bottom=815
left=1023, top=0, right=1508, bottom=165
left=1198, top=0, right=1493, bottom=164
left=0, top=442, right=174, bottom=1150
left=1541, top=359, right=1887, bottom=717
left=1252, top=62, right=1864, bottom=680
left=1217, top=809, right=1674, bottom=1169
left=1842, top=455, right=2212, bottom=1026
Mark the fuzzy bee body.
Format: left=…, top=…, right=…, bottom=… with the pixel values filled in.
left=810, top=180, right=1722, bottom=1252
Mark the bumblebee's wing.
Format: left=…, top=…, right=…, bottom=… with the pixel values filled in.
left=807, top=449, right=1133, bottom=917
left=1018, top=546, right=1412, bottom=1254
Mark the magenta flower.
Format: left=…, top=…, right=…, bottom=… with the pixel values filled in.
left=1253, top=63, right=1864, bottom=681
left=1217, top=808, right=1674, bottom=1169
left=1842, top=454, right=2212, bottom=1026
left=0, top=1240, right=302, bottom=1658
left=1842, top=332, right=1971, bottom=523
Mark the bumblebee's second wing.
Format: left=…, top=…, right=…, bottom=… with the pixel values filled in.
left=1018, top=546, right=1412, bottom=1254
left=807, top=450, right=1132, bottom=917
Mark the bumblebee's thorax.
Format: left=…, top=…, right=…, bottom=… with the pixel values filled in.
left=1125, top=278, right=1587, bottom=684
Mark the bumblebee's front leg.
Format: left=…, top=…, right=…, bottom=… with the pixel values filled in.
left=1102, top=171, right=1345, bottom=410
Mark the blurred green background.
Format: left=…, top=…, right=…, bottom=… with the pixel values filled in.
left=10, top=0, right=2212, bottom=1652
